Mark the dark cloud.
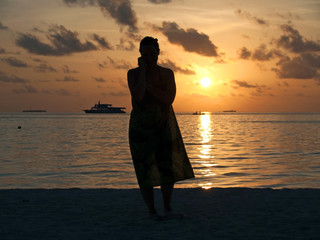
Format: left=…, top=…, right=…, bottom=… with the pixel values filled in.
left=117, top=37, right=135, bottom=51
left=54, top=88, right=74, bottom=96
left=0, top=22, right=8, bottom=30
left=48, top=25, right=97, bottom=52
left=93, top=77, right=107, bottom=82
left=99, top=57, right=132, bottom=69
left=34, top=63, right=57, bottom=72
left=12, top=85, right=39, bottom=94
left=232, top=80, right=269, bottom=97
left=232, top=80, right=257, bottom=88
left=16, top=25, right=98, bottom=56
left=278, top=81, right=290, bottom=87
left=238, top=47, right=251, bottom=60
left=148, top=0, right=172, bottom=4
left=251, top=44, right=282, bottom=61
left=31, top=27, right=45, bottom=33
left=16, top=34, right=60, bottom=56
left=92, top=33, right=113, bottom=49
left=0, top=47, right=6, bottom=54
left=116, top=31, right=140, bottom=51
left=238, top=45, right=282, bottom=61
left=235, top=9, right=268, bottom=26
left=98, top=62, right=107, bottom=69
left=159, top=59, right=195, bottom=75
left=275, top=12, right=300, bottom=21
left=155, top=21, right=219, bottom=57
left=63, top=0, right=138, bottom=31
left=1, top=57, right=28, bottom=67
left=31, top=58, right=46, bottom=63
left=296, top=92, right=310, bottom=97
left=0, top=71, right=28, bottom=83
left=62, top=65, right=78, bottom=73
left=276, top=24, right=320, bottom=53
left=62, top=0, right=97, bottom=7
left=272, top=53, right=320, bottom=79
left=56, top=76, right=80, bottom=82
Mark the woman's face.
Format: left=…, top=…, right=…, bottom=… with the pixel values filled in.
left=140, top=45, right=158, bottom=67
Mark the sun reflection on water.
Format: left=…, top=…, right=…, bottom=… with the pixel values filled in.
left=198, top=114, right=216, bottom=189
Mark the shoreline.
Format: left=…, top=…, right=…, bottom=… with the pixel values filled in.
left=1, top=187, right=319, bottom=239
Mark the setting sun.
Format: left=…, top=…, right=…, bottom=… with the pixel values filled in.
left=200, top=77, right=211, bottom=88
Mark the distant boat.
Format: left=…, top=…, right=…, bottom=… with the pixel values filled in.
left=22, top=110, right=46, bottom=112
left=192, top=111, right=205, bottom=115
left=84, top=101, right=126, bottom=114
left=223, top=110, right=236, bottom=112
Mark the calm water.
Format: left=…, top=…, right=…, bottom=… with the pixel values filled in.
left=0, top=112, right=319, bottom=189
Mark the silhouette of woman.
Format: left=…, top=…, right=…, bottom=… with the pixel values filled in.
left=127, top=36, right=194, bottom=218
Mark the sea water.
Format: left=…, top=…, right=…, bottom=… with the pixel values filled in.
left=0, top=112, right=319, bottom=189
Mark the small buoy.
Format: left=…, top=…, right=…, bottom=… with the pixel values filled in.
left=18, top=126, right=21, bottom=129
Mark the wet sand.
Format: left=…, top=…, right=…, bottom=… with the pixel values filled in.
left=1, top=188, right=319, bottom=239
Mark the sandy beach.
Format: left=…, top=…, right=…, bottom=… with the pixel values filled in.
left=0, top=188, right=319, bottom=240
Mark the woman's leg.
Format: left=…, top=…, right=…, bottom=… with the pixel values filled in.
left=161, top=183, right=174, bottom=212
left=140, top=186, right=157, bottom=214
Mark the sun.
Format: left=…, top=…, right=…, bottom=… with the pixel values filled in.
left=200, top=77, right=211, bottom=88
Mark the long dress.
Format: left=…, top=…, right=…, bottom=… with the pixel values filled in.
left=129, top=70, right=194, bottom=188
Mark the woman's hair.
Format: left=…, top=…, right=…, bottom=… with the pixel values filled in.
left=139, top=36, right=160, bottom=54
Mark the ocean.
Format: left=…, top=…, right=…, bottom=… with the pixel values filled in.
left=0, top=112, right=319, bottom=189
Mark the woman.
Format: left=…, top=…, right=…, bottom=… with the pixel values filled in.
left=127, top=36, right=194, bottom=218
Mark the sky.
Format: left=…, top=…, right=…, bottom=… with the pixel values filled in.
left=0, top=0, right=319, bottom=112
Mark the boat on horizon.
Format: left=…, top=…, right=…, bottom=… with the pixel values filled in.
left=83, top=101, right=126, bottom=114
left=223, top=110, right=236, bottom=112
left=192, top=111, right=205, bottom=115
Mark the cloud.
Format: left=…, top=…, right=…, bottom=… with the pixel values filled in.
left=235, top=9, right=268, bottom=26
left=155, top=21, right=219, bottom=57
left=148, top=0, right=172, bottom=4
left=238, top=44, right=282, bottom=61
left=56, top=76, right=80, bottom=82
left=276, top=24, right=320, bottom=53
left=232, top=80, right=270, bottom=97
left=92, top=33, right=113, bottom=49
left=117, top=37, right=135, bottom=51
left=63, top=0, right=138, bottom=31
left=31, top=58, right=46, bottom=63
left=12, top=85, right=39, bottom=94
left=54, top=88, right=75, bottom=96
left=93, top=77, right=107, bottom=82
left=0, top=71, right=29, bottom=83
left=34, top=63, right=57, bottom=72
left=251, top=44, right=282, bottom=61
left=272, top=53, right=320, bottom=79
left=232, top=80, right=258, bottom=88
left=0, top=22, right=8, bottom=30
left=16, top=25, right=98, bottom=56
left=1, top=57, right=28, bottom=67
left=115, top=31, right=140, bottom=51
left=275, top=12, right=300, bottom=21
left=159, top=59, right=195, bottom=75
left=62, top=65, right=78, bottom=73
left=99, top=57, right=132, bottom=69
left=238, top=47, right=251, bottom=60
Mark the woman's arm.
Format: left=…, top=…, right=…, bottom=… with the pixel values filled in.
left=128, top=57, right=150, bottom=102
left=127, top=69, right=147, bottom=102
left=147, top=68, right=176, bottom=105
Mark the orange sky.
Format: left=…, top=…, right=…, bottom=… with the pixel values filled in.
left=0, top=0, right=319, bottom=112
